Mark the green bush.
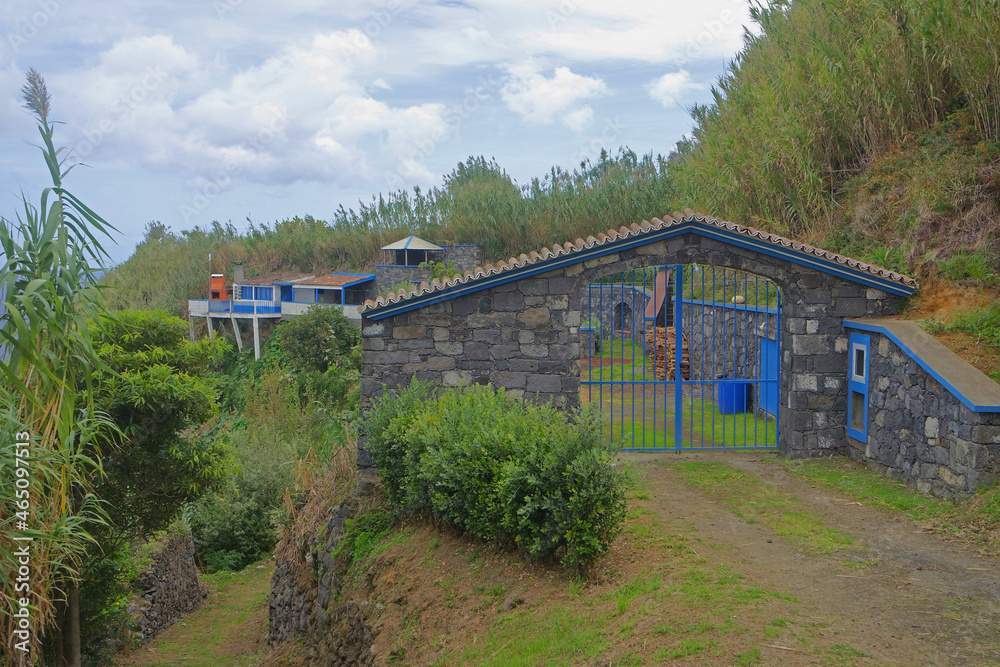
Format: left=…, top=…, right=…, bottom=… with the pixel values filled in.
left=279, top=304, right=360, bottom=374
left=187, top=433, right=292, bottom=572
left=363, top=380, right=443, bottom=505
left=364, top=383, right=628, bottom=569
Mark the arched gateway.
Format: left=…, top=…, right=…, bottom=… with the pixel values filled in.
left=357, top=212, right=916, bottom=468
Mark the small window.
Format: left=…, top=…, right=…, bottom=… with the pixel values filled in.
left=847, top=333, right=871, bottom=442
left=211, top=291, right=220, bottom=300
left=851, top=343, right=867, bottom=383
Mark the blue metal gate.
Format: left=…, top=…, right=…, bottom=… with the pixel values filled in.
left=580, top=265, right=780, bottom=451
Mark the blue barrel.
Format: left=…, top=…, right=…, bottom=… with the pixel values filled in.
left=718, top=383, right=749, bottom=414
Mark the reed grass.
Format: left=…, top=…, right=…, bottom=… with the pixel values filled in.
left=669, top=0, right=1000, bottom=237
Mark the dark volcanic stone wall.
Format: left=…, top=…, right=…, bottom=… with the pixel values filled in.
left=848, top=331, right=1000, bottom=499
left=681, top=302, right=778, bottom=382
left=268, top=497, right=377, bottom=666
left=133, top=532, right=207, bottom=643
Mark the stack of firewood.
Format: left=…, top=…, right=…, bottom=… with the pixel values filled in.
left=645, top=327, right=690, bottom=381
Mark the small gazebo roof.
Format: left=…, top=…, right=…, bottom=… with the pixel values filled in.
left=380, top=236, right=442, bottom=251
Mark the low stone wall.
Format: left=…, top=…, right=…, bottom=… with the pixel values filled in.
left=132, top=531, right=207, bottom=643
left=374, top=265, right=430, bottom=292
left=268, top=496, right=377, bottom=666
left=846, top=327, right=1000, bottom=499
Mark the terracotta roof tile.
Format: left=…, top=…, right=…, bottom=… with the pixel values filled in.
left=360, top=212, right=917, bottom=314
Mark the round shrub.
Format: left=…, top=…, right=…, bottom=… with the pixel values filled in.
left=363, top=383, right=628, bottom=568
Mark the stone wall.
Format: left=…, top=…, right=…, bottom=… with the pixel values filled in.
left=681, top=302, right=778, bottom=382
left=268, top=496, right=377, bottom=665
left=442, top=244, right=483, bottom=270
left=359, top=232, right=903, bottom=476
left=847, top=330, right=1000, bottom=499
left=132, top=531, right=207, bottom=644
left=374, top=265, right=430, bottom=292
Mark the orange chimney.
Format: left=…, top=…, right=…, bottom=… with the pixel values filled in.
left=210, top=274, right=225, bottom=301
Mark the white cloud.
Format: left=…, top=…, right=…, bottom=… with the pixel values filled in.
left=58, top=31, right=454, bottom=188
left=500, top=64, right=607, bottom=131
left=647, top=70, right=702, bottom=107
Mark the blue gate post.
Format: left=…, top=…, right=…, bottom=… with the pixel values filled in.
left=674, top=264, right=683, bottom=450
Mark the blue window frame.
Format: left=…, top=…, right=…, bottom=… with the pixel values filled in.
left=254, top=286, right=273, bottom=301
left=240, top=286, right=253, bottom=300
left=847, top=333, right=870, bottom=442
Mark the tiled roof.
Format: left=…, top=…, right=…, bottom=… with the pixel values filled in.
left=240, top=272, right=314, bottom=286
left=361, top=211, right=918, bottom=315
left=296, top=273, right=376, bottom=287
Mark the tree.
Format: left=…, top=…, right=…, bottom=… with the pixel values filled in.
left=73, top=310, right=232, bottom=661
left=90, top=310, right=232, bottom=539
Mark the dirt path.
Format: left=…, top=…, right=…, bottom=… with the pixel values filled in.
left=628, top=452, right=1000, bottom=666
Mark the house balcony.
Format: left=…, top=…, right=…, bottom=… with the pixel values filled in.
left=188, top=299, right=282, bottom=316
left=189, top=299, right=362, bottom=322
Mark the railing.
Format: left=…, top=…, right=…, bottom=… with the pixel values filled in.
left=188, top=299, right=281, bottom=315
left=190, top=299, right=362, bottom=319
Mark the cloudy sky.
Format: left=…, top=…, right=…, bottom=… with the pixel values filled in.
left=0, top=0, right=754, bottom=264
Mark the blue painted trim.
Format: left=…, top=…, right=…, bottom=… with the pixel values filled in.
left=844, top=321, right=1000, bottom=413
left=340, top=276, right=376, bottom=289
left=364, top=220, right=915, bottom=320
left=846, top=333, right=870, bottom=442
left=679, top=297, right=779, bottom=315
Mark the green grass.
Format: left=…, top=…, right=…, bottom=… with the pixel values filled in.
left=779, top=457, right=952, bottom=522
left=431, top=606, right=608, bottom=666
left=584, top=390, right=777, bottom=450
left=612, top=572, right=663, bottom=615
left=119, top=562, right=274, bottom=666
left=668, top=461, right=854, bottom=553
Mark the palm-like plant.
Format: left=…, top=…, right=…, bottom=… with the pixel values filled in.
left=0, top=69, right=118, bottom=664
